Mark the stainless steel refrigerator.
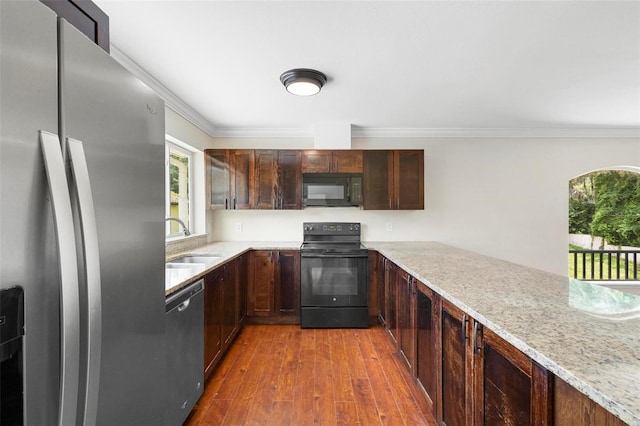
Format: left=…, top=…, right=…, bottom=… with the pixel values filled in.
left=1, top=1, right=166, bottom=425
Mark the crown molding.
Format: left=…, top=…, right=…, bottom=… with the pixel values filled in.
left=351, top=127, right=640, bottom=139
left=109, top=44, right=217, bottom=137
left=210, top=126, right=640, bottom=139
left=211, top=127, right=315, bottom=138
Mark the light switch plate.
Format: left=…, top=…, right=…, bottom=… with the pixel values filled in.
left=386, top=223, right=393, bottom=232
left=235, top=222, right=242, bottom=232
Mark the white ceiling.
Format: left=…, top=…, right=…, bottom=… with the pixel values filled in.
left=95, top=0, right=640, bottom=138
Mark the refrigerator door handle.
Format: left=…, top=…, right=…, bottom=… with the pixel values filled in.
left=67, top=137, right=102, bottom=426
left=39, top=131, right=80, bottom=426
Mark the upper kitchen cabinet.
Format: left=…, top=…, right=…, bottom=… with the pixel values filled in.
left=230, top=149, right=254, bottom=209
left=207, top=149, right=301, bottom=210
left=277, top=150, right=302, bottom=209
left=363, top=150, right=424, bottom=210
left=40, top=0, right=109, bottom=52
left=205, top=149, right=230, bottom=210
left=254, top=150, right=278, bottom=209
left=301, top=150, right=363, bottom=173
left=205, top=148, right=255, bottom=210
left=253, top=150, right=302, bottom=210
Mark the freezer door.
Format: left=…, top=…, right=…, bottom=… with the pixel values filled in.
left=59, top=19, right=167, bottom=425
left=0, top=2, right=62, bottom=424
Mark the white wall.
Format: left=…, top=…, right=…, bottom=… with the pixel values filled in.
left=205, top=136, right=640, bottom=276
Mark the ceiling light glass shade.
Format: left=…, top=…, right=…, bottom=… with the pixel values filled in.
left=280, top=68, right=327, bottom=96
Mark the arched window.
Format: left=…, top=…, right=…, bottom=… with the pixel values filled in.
left=568, top=167, right=640, bottom=294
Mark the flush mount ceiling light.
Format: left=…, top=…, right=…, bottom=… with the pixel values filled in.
left=280, top=68, right=327, bottom=96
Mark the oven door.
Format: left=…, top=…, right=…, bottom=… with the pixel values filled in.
left=300, top=254, right=368, bottom=307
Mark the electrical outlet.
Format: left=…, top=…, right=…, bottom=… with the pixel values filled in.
left=235, top=222, right=242, bottom=232
left=386, top=223, right=393, bottom=232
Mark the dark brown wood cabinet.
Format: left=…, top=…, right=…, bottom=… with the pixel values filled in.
left=205, top=149, right=230, bottom=210
left=203, top=255, right=247, bottom=381
left=230, top=149, right=254, bottom=209
left=301, top=150, right=363, bottom=173
left=440, top=299, right=471, bottom=426
left=207, top=149, right=302, bottom=210
left=398, top=270, right=417, bottom=374
left=363, top=150, right=424, bottom=210
left=384, top=260, right=400, bottom=344
left=472, top=326, right=552, bottom=426
left=247, top=250, right=300, bottom=323
left=553, top=376, right=627, bottom=426
left=254, top=150, right=278, bottom=209
left=277, top=150, right=302, bottom=209
left=368, top=250, right=382, bottom=322
left=203, top=267, right=223, bottom=381
left=416, top=284, right=441, bottom=416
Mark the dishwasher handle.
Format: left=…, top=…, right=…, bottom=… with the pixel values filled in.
left=166, top=280, right=204, bottom=313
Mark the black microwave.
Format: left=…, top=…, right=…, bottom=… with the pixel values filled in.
left=302, top=173, right=363, bottom=207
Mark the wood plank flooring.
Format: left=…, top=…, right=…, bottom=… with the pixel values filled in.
left=184, top=324, right=438, bottom=425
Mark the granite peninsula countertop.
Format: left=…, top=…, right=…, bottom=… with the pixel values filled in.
left=166, top=240, right=640, bottom=424
left=366, top=241, right=640, bottom=426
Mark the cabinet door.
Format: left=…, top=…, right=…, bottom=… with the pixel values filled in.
left=238, top=253, right=248, bottom=325
left=367, top=251, right=381, bottom=320
left=204, top=269, right=223, bottom=380
left=333, top=150, right=363, bottom=173
left=385, top=260, right=400, bottom=344
left=254, top=150, right=277, bottom=209
left=276, top=251, right=300, bottom=316
left=398, top=271, right=416, bottom=373
left=395, top=150, right=424, bottom=210
left=301, top=150, right=331, bottom=173
left=473, top=325, right=552, bottom=426
left=230, top=149, right=254, bottom=209
left=247, top=251, right=275, bottom=316
left=416, top=285, right=441, bottom=415
left=277, top=150, right=302, bottom=209
left=221, top=261, right=239, bottom=349
left=363, top=150, right=394, bottom=210
left=377, top=255, right=387, bottom=325
left=441, top=299, right=471, bottom=426
left=205, top=149, right=230, bottom=210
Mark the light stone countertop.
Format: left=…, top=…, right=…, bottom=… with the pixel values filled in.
left=364, top=241, right=640, bottom=426
left=165, top=241, right=301, bottom=294
left=165, top=240, right=640, bottom=424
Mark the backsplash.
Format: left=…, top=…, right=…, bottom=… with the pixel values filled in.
left=165, top=234, right=208, bottom=257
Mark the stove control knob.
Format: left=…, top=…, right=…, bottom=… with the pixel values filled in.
left=354, top=224, right=360, bottom=231
left=304, top=224, right=313, bottom=232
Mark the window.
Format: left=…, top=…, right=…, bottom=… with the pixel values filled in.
left=166, top=141, right=192, bottom=237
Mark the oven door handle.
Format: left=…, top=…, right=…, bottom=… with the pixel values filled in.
left=301, top=252, right=368, bottom=258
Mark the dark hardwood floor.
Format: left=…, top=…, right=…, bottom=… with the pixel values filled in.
left=185, top=324, right=438, bottom=425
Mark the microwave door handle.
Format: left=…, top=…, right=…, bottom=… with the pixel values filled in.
left=40, top=131, right=80, bottom=426
left=67, top=137, right=102, bottom=426
left=346, top=181, right=351, bottom=201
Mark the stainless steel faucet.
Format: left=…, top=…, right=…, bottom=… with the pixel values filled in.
left=165, top=217, right=191, bottom=236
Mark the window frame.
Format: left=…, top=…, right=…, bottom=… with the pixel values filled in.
left=166, top=138, right=194, bottom=238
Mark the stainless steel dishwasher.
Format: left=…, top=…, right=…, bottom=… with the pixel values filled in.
left=165, top=279, right=204, bottom=426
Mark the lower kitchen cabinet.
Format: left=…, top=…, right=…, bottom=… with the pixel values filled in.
left=439, top=297, right=552, bottom=426
left=441, top=299, right=471, bottom=426
left=247, top=250, right=300, bottom=323
left=416, top=284, right=441, bottom=415
left=553, top=376, right=627, bottom=426
left=398, top=269, right=417, bottom=374
left=203, top=255, right=246, bottom=381
left=473, top=325, right=552, bottom=426
left=368, top=250, right=383, bottom=322
left=203, top=267, right=223, bottom=381
left=384, top=259, right=400, bottom=344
